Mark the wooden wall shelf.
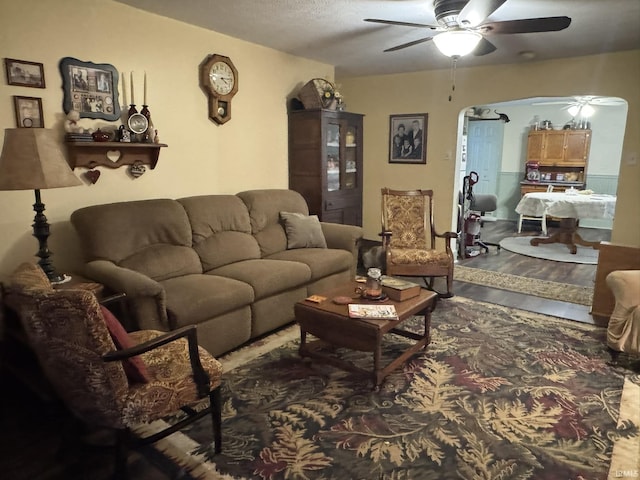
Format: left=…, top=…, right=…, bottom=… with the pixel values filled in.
left=65, top=142, right=167, bottom=170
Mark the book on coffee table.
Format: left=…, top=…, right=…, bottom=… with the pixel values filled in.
left=348, top=304, right=398, bottom=320
left=380, top=277, right=421, bottom=301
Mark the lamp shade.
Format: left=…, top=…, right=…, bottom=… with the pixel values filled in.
left=0, top=128, right=81, bottom=191
left=433, top=30, right=482, bottom=58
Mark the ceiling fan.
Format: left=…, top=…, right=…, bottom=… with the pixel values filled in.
left=533, top=96, right=627, bottom=117
left=365, top=0, right=571, bottom=58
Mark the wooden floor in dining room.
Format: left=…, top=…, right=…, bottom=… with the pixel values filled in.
left=451, top=218, right=610, bottom=326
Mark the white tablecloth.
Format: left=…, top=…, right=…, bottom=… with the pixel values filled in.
left=516, top=192, right=617, bottom=219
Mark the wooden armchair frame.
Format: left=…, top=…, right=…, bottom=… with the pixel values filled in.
left=381, top=188, right=457, bottom=297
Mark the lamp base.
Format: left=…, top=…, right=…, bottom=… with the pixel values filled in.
left=32, top=189, right=69, bottom=285
left=50, top=273, right=72, bottom=285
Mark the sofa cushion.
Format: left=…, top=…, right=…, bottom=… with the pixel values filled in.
left=266, top=248, right=353, bottom=280
left=280, top=212, right=327, bottom=249
left=161, top=274, right=254, bottom=328
left=209, top=259, right=311, bottom=299
left=119, top=245, right=203, bottom=282
left=237, top=189, right=309, bottom=257
left=178, top=195, right=261, bottom=270
left=71, top=199, right=201, bottom=281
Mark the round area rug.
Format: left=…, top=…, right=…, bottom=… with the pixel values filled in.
left=499, top=235, right=599, bottom=264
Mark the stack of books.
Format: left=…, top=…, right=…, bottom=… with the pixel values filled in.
left=380, top=277, right=422, bottom=301
left=65, top=133, right=94, bottom=142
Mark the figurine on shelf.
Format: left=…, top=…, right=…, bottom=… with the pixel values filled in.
left=64, top=110, right=83, bottom=133
left=145, top=127, right=156, bottom=143
left=118, top=125, right=131, bottom=143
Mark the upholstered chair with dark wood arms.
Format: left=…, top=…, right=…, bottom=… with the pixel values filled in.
left=380, top=188, right=457, bottom=298
left=606, top=269, right=640, bottom=364
left=6, top=262, right=223, bottom=478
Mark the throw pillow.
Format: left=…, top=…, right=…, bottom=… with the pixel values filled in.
left=100, top=305, right=151, bottom=384
left=280, top=211, right=327, bottom=249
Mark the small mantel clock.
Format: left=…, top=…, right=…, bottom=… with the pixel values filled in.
left=199, top=54, right=238, bottom=125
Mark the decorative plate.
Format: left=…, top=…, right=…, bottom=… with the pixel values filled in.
left=128, top=113, right=148, bottom=134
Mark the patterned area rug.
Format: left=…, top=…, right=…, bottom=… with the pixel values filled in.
left=454, top=265, right=594, bottom=306
left=136, top=297, right=639, bottom=479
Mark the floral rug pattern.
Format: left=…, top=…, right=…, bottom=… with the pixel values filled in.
left=149, top=297, right=639, bottom=479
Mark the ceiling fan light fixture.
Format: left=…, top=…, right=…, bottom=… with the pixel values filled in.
left=433, top=29, right=482, bottom=57
left=568, top=103, right=596, bottom=118
left=581, top=104, right=595, bottom=117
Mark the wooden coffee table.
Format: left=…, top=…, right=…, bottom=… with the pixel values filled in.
left=294, top=282, right=438, bottom=388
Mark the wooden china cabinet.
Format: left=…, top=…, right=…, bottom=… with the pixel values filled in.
left=288, top=109, right=364, bottom=226
left=521, top=129, right=591, bottom=194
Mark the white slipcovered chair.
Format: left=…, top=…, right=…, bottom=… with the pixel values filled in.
left=606, top=269, right=640, bottom=364
left=518, top=184, right=553, bottom=234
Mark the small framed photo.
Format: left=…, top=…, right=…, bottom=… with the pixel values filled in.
left=13, top=96, right=44, bottom=128
left=4, top=58, right=46, bottom=88
left=389, top=113, right=428, bottom=164
left=59, top=57, right=121, bottom=121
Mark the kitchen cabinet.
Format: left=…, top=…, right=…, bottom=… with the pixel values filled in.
left=288, top=109, right=364, bottom=226
left=521, top=129, right=591, bottom=195
left=526, top=129, right=590, bottom=166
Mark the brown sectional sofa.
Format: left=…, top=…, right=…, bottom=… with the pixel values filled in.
left=71, top=189, right=363, bottom=357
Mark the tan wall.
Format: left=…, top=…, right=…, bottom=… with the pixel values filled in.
left=0, top=0, right=333, bottom=279
left=338, top=50, right=640, bottom=247
left=1, top=1, right=638, bottom=281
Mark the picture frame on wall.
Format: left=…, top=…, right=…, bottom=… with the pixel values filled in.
left=4, top=58, right=46, bottom=88
left=13, top=96, right=44, bottom=128
left=59, top=57, right=121, bottom=121
left=389, top=113, right=428, bottom=164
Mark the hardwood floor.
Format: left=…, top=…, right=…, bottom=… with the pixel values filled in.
left=451, top=219, right=610, bottom=326
left=1, top=220, right=612, bottom=479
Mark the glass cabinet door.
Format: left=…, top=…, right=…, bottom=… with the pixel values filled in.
left=325, top=120, right=359, bottom=192
left=326, top=122, right=340, bottom=192
left=343, top=125, right=357, bottom=189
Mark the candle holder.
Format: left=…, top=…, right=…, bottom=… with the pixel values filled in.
left=128, top=104, right=138, bottom=118
left=140, top=104, right=152, bottom=124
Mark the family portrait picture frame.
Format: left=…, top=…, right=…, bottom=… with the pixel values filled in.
left=4, top=58, right=46, bottom=88
left=59, top=57, right=121, bottom=121
left=13, top=96, right=44, bottom=128
left=389, top=113, right=428, bottom=164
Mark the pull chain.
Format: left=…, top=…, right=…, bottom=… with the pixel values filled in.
left=448, top=56, right=459, bottom=102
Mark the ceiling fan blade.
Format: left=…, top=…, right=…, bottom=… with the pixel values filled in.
left=459, top=0, right=508, bottom=27
left=481, top=16, right=571, bottom=35
left=473, top=36, right=497, bottom=56
left=384, top=36, right=434, bottom=52
left=364, top=18, right=438, bottom=29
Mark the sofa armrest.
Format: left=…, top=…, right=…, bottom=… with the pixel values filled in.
left=321, top=222, right=363, bottom=253
left=321, top=222, right=363, bottom=276
left=83, top=260, right=169, bottom=330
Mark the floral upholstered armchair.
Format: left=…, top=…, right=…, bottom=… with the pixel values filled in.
left=606, top=269, right=640, bottom=363
left=381, top=188, right=457, bottom=298
left=6, top=262, right=223, bottom=478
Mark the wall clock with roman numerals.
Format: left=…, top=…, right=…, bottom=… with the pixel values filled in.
left=199, top=54, right=238, bottom=125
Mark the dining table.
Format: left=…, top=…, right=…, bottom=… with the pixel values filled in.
left=515, top=191, right=616, bottom=254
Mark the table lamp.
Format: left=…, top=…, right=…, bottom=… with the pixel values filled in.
left=0, top=128, right=82, bottom=283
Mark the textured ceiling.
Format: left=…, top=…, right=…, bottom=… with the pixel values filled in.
left=115, top=0, right=640, bottom=77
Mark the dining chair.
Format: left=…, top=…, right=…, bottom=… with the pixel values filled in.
left=6, top=262, right=223, bottom=479
left=380, top=188, right=457, bottom=298
left=518, top=184, right=553, bottom=234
